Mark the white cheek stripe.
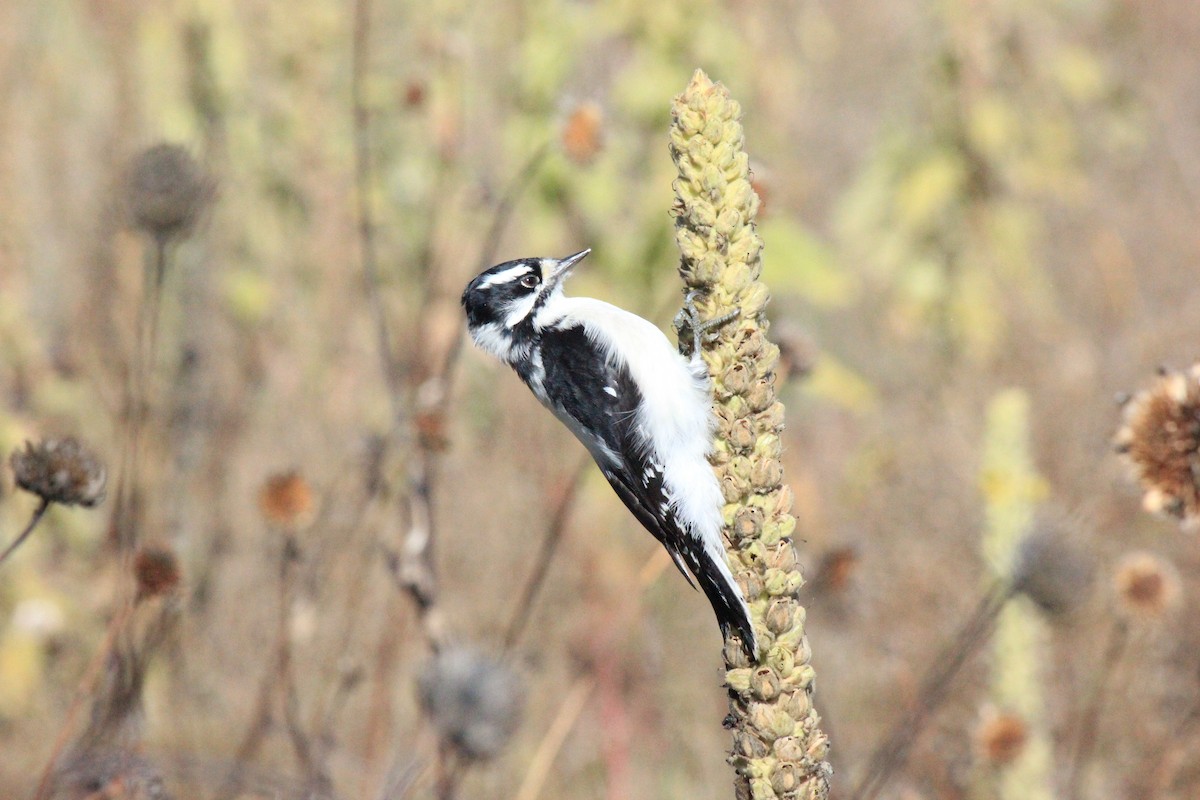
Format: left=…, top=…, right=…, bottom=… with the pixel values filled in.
left=504, top=293, right=540, bottom=328
left=478, top=265, right=532, bottom=289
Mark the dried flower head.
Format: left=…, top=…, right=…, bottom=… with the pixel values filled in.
left=403, top=80, right=426, bottom=108
left=133, top=545, right=181, bottom=601
left=124, top=143, right=212, bottom=244
left=1011, top=515, right=1093, bottom=618
left=1112, top=550, right=1181, bottom=621
left=49, top=750, right=171, bottom=800
left=750, top=163, right=771, bottom=219
left=10, top=437, right=107, bottom=507
left=810, top=545, right=860, bottom=594
left=560, top=101, right=605, bottom=165
left=974, top=708, right=1029, bottom=767
left=416, top=646, right=524, bottom=761
left=773, top=321, right=817, bottom=384
left=258, top=471, right=315, bottom=527
left=1115, top=364, right=1200, bottom=527
left=671, top=70, right=831, bottom=797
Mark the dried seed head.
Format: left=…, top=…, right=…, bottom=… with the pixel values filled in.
left=1011, top=515, right=1093, bottom=618
left=133, top=545, right=181, bottom=601
left=49, top=750, right=171, bottom=800
left=1115, top=363, right=1200, bottom=527
left=560, top=101, right=605, bottom=165
left=417, top=646, right=524, bottom=761
left=749, top=165, right=771, bottom=220
left=124, top=144, right=212, bottom=244
left=10, top=437, right=107, bottom=507
left=773, top=322, right=817, bottom=384
left=1112, top=551, right=1181, bottom=621
left=974, top=709, right=1028, bottom=767
left=771, top=761, right=800, bottom=794
left=403, top=80, right=426, bottom=108
left=258, top=471, right=315, bottom=527
left=809, top=546, right=860, bottom=595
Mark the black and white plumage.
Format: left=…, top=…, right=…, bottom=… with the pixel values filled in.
left=461, top=249, right=757, bottom=658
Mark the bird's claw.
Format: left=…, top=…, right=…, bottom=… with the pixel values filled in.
left=675, top=290, right=740, bottom=355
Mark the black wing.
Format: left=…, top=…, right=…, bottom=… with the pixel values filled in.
left=532, top=324, right=756, bottom=656
left=531, top=325, right=695, bottom=586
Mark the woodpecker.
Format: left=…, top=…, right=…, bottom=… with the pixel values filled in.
left=461, top=249, right=757, bottom=657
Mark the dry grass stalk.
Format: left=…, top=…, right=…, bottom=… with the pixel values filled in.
left=669, top=69, right=830, bottom=800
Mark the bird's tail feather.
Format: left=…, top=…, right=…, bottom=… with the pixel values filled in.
left=678, top=539, right=758, bottom=659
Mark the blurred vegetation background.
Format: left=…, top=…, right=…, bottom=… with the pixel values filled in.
left=0, top=0, right=1198, bottom=798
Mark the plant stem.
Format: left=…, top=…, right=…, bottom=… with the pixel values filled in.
left=0, top=497, right=50, bottom=567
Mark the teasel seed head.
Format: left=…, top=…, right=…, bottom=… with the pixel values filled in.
left=560, top=100, right=605, bottom=166
left=124, top=143, right=213, bottom=245
left=1010, top=514, right=1093, bottom=618
left=1112, top=550, right=1181, bottom=622
left=10, top=437, right=107, bottom=508
left=258, top=470, right=316, bottom=528
left=416, top=645, right=524, bottom=761
left=974, top=707, right=1029, bottom=767
left=1115, top=363, right=1200, bottom=527
left=48, top=750, right=172, bottom=800
left=133, top=545, right=181, bottom=602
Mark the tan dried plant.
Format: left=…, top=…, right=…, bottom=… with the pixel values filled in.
left=669, top=69, right=830, bottom=800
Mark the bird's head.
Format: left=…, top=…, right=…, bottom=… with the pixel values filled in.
left=461, top=249, right=590, bottom=361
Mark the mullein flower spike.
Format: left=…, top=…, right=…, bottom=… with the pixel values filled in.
left=670, top=69, right=830, bottom=800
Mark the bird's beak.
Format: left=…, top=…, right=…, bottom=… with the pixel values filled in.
left=544, top=248, right=591, bottom=290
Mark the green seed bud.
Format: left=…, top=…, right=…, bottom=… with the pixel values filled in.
left=746, top=379, right=774, bottom=412
left=774, top=734, right=806, bottom=761
left=763, top=568, right=790, bottom=596
left=768, top=643, right=796, bottom=676
left=757, top=401, right=787, bottom=432
left=787, top=689, right=812, bottom=720
left=807, top=732, right=830, bottom=761
left=725, top=637, right=752, bottom=668
left=727, top=668, right=753, bottom=693
left=751, top=667, right=781, bottom=701
left=751, top=457, right=783, bottom=492
left=723, top=362, right=753, bottom=395
left=735, top=731, right=770, bottom=759
left=793, top=664, right=816, bottom=690
left=771, top=761, right=800, bottom=795
left=730, top=418, right=756, bottom=451
left=765, top=599, right=795, bottom=634
left=766, top=541, right=797, bottom=572
left=732, top=506, right=764, bottom=540
left=737, top=569, right=764, bottom=599
left=722, top=474, right=745, bottom=504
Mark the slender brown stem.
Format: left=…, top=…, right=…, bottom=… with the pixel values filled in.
left=502, top=455, right=591, bottom=651
left=32, top=598, right=136, bottom=800
left=215, top=532, right=318, bottom=800
left=434, top=141, right=551, bottom=389
left=0, top=498, right=50, bottom=567
left=434, top=743, right=463, bottom=800
left=1067, top=618, right=1130, bottom=800
left=113, top=235, right=168, bottom=551
left=351, top=0, right=403, bottom=412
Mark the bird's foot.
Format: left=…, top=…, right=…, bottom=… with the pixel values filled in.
left=675, top=290, right=740, bottom=355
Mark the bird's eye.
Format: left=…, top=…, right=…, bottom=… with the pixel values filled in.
left=519, top=274, right=539, bottom=289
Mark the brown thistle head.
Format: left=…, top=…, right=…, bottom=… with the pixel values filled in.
left=10, top=437, right=107, bottom=508
left=1115, top=363, right=1200, bottom=527
left=124, top=143, right=213, bottom=245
